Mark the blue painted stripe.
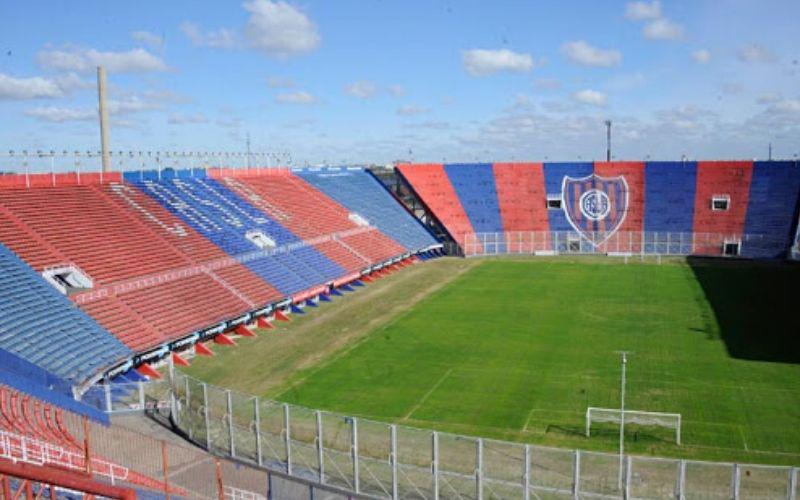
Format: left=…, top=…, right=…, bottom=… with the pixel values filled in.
left=643, top=161, right=697, bottom=233
left=742, top=161, right=800, bottom=258
left=443, top=163, right=504, bottom=234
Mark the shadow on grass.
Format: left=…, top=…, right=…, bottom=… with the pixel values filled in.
left=686, top=257, right=800, bottom=364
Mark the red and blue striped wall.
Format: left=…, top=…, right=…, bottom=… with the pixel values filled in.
left=398, top=161, right=800, bottom=258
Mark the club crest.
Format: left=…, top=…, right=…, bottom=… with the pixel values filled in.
left=561, top=174, right=628, bottom=246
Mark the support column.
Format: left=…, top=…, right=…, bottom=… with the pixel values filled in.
left=203, top=383, right=210, bottom=449
left=475, top=438, right=483, bottom=500
left=226, top=390, right=235, bottom=458
left=352, top=417, right=360, bottom=493
left=432, top=432, right=439, bottom=500
left=283, top=404, right=292, bottom=475
left=523, top=444, right=530, bottom=500
left=676, top=460, right=686, bottom=500
left=390, top=425, right=398, bottom=500
left=572, top=450, right=580, bottom=500
left=316, top=411, right=324, bottom=483
left=254, top=397, right=263, bottom=467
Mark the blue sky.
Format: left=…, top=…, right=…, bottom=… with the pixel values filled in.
left=1, top=0, right=798, bottom=168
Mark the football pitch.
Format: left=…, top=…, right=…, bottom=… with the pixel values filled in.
left=185, top=257, right=800, bottom=465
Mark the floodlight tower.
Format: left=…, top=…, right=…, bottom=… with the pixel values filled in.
left=618, top=351, right=628, bottom=489
left=97, top=66, right=111, bottom=172
left=605, top=120, right=612, bottom=162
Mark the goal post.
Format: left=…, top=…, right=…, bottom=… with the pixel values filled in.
left=586, top=407, right=681, bottom=445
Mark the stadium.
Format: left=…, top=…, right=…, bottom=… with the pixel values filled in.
left=1, top=1, right=800, bottom=499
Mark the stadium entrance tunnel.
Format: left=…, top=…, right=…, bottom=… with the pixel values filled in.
left=685, top=256, right=800, bottom=364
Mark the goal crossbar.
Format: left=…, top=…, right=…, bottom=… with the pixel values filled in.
left=586, top=407, right=682, bottom=445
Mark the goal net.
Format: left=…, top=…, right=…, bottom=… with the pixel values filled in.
left=586, top=407, right=682, bottom=444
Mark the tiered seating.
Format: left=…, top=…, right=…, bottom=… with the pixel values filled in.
left=0, top=243, right=130, bottom=386
left=0, top=384, right=172, bottom=493
left=443, top=164, right=504, bottom=235
left=0, top=182, right=254, bottom=351
left=692, top=161, right=754, bottom=255
left=491, top=163, right=550, bottom=253
left=594, top=162, right=645, bottom=253
left=125, top=170, right=344, bottom=295
left=742, top=161, right=800, bottom=258
left=397, top=163, right=477, bottom=250
left=295, top=167, right=438, bottom=252
left=214, top=170, right=405, bottom=270
left=98, top=181, right=282, bottom=308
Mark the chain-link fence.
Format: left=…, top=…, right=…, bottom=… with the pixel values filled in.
left=84, top=370, right=798, bottom=499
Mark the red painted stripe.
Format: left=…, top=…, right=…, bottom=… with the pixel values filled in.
left=595, top=162, right=645, bottom=252
left=398, top=164, right=479, bottom=252
left=692, top=161, right=753, bottom=255
left=492, top=163, right=549, bottom=252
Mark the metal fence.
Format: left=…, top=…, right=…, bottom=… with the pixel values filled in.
left=45, top=390, right=367, bottom=500
left=83, top=372, right=799, bottom=499
left=462, top=231, right=777, bottom=258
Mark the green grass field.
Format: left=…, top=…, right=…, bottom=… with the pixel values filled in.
left=184, top=257, right=800, bottom=465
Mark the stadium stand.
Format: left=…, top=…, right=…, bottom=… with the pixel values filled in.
left=209, top=168, right=405, bottom=272
left=125, top=169, right=344, bottom=296
left=396, top=163, right=479, bottom=251
left=0, top=383, right=172, bottom=494
left=295, top=167, right=438, bottom=252
left=0, top=178, right=256, bottom=351
left=400, top=161, right=800, bottom=258
left=742, top=161, right=800, bottom=258
left=0, top=242, right=130, bottom=388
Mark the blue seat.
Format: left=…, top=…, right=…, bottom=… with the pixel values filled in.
left=125, top=170, right=344, bottom=295
left=0, top=243, right=131, bottom=387
left=295, top=167, right=438, bottom=252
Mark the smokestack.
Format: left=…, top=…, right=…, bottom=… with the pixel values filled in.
left=97, top=66, right=111, bottom=172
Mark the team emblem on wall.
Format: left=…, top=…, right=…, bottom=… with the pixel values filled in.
left=561, top=174, right=629, bottom=246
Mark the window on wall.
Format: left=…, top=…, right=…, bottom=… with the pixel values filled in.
left=711, top=195, right=730, bottom=211
left=723, top=240, right=741, bottom=256
left=546, top=195, right=562, bottom=210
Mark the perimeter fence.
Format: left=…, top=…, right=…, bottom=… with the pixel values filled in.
left=82, top=372, right=799, bottom=499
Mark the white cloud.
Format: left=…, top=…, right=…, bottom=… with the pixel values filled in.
left=24, top=91, right=167, bottom=123
left=266, top=75, right=295, bottom=88
left=772, top=99, right=800, bottom=113
left=274, top=90, right=318, bottom=104
left=24, top=106, right=95, bottom=122
left=738, top=44, right=777, bottom=63
left=167, top=112, right=209, bottom=124
left=0, top=73, right=64, bottom=100
left=243, top=0, right=320, bottom=57
left=561, top=41, right=621, bottom=67
left=131, top=30, right=164, bottom=49
left=625, top=1, right=661, bottom=20
left=692, top=49, right=711, bottom=64
left=180, top=22, right=239, bottom=49
left=573, top=89, right=607, bottom=106
left=643, top=18, right=683, bottom=40
left=396, top=105, right=428, bottom=116
left=344, top=80, right=377, bottom=99
left=388, top=84, right=406, bottom=97
left=37, top=47, right=168, bottom=73
left=462, top=49, right=534, bottom=76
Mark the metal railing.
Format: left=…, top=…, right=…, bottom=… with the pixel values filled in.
left=462, top=231, right=778, bottom=258
left=83, top=372, right=799, bottom=499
